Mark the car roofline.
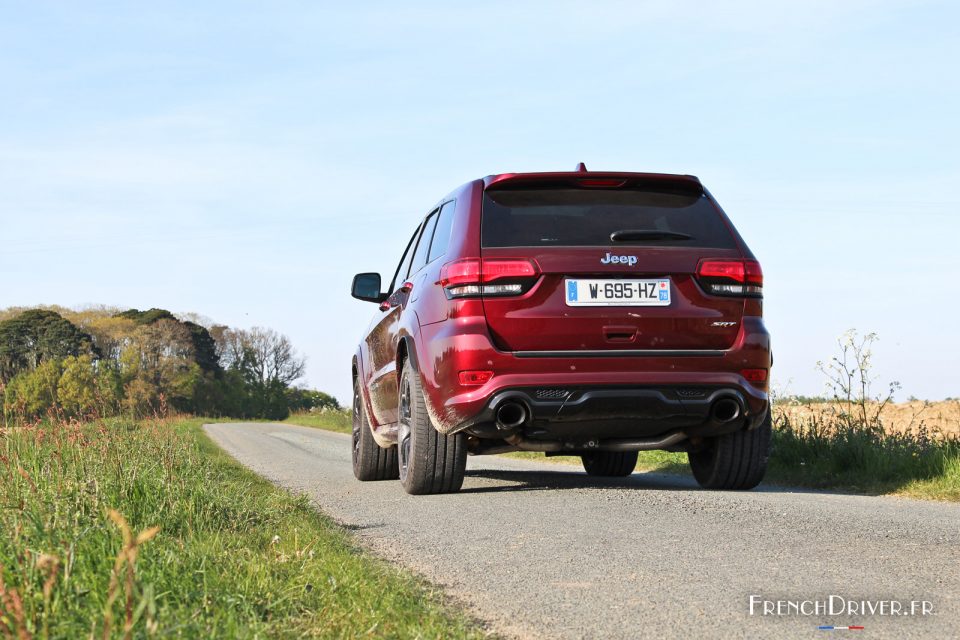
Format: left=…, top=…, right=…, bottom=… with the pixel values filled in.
left=482, top=171, right=703, bottom=191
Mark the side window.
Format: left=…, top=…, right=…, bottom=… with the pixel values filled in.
left=388, top=226, right=420, bottom=294
left=408, top=210, right=439, bottom=275
left=428, top=200, right=456, bottom=263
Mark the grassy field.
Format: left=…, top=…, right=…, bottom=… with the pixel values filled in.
left=0, top=416, right=488, bottom=639
left=286, top=402, right=960, bottom=502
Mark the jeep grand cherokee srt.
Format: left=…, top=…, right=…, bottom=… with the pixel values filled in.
left=350, top=165, right=771, bottom=495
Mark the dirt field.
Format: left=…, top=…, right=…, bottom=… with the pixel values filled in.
left=774, top=400, right=960, bottom=438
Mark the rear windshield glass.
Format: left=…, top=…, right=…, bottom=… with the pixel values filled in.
left=482, top=188, right=736, bottom=248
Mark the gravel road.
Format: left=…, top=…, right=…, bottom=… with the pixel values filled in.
left=205, top=422, right=960, bottom=639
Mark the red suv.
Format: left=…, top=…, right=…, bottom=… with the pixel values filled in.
left=350, top=165, right=771, bottom=495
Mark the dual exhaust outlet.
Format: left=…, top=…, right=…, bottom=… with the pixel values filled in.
left=710, top=397, right=741, bottom=424
left=495, top=401, right=528, bottom=430
left=494, top=396, right=742, bottom=431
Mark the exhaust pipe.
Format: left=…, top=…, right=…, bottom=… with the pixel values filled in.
left=504, top=434, right=563, bottom=452
left=503, top=431, right=687, bottom=453
left=495, top=401, right=528, bottom=430
left=710, top=398, right=741, bottom=423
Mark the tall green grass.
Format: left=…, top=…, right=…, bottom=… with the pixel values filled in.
left=768, top=408, right=960, bottom=499
left=0, top=417, right=488, bottom=638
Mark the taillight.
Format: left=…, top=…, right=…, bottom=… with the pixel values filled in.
left=439, top=258, right=540, bottom=299
left=696, top=259, right=763, bottom=298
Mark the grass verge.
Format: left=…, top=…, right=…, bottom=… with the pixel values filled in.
left=0, top=416, right=488, bottom=638
left=283, top=411, right=351, bottom=434
left=769, top=412, right=960, bottom=501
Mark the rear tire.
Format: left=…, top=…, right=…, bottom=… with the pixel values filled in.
left=582, top=451, right=638, bottom=477
left=352, top=378, right=399, bottom=481
left=688, top=410, right=772, bottom=490
left=397, top=360, right=467, bottom=495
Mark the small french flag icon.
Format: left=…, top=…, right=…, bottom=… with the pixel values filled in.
left=818, top=625, right=865, bottom=630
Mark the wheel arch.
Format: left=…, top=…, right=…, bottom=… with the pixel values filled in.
left=396, top=334, right=419, bottom=382
left=352, top=351, right=375, bottom=427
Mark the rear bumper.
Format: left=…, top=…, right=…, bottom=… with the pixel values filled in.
left=415, top=315, right=771, bottom=437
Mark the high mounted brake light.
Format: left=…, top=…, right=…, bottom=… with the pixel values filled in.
left=439, top=258, right=540, bottom=299
left=578, top=178, right=627, bottom=188
left=696, top=259, right=763, bottom=298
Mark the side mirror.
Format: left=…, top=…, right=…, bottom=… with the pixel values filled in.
left=351, top=273, right=387, bottom=303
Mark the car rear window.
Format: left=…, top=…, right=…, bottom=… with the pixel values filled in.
left=482, top=188, right=736, bottom=248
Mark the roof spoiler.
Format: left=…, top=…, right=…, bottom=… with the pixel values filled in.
left=483, top=170, right=703, bottom=195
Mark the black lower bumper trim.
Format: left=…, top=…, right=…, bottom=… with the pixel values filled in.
left=459, top=385, right=765, bottom=441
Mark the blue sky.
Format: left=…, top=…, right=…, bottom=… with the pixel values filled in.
left=1, top=1, right=958, bottom=402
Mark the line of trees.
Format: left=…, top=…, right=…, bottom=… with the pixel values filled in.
left=0, top=306, right=337, bottom=422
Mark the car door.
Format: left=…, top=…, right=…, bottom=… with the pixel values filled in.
left=364, top=216, right=432, bottom=426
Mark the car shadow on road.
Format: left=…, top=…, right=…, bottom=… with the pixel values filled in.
left=460, top=468, right=700, bottom=493
left=461, top=468, right=853, bottom=497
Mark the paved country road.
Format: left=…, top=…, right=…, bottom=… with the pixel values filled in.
left=205, top=422, right=960, bottom=639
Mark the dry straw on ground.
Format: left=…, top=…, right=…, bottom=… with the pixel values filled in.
left=774, top=400, right=960, bottom=439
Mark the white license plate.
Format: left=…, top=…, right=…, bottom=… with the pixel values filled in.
left=564, top=278, right=671, bottom=306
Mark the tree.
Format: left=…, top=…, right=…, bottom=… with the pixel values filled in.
left=58, top=355, right=99, bottom=416
left=215, top=327, right=306, bottom=419
left=3, top=359, right=63, bottom=418
left=0, top=310, right=96, bottom=382
left=182, top=321, right=220, bottom=373
left=286, top=387, right=340, bottom=412
left=122, top=377, right=160, bottom=418
left=81, top=316, right=138, bottom=363
left=95, top=361, right=124, bottom=416
left=119, top=319, right=197, bottom=414
left=217, top=327, right=305, bottom=386
left=115, top=309, right=220, bottom=374
left=115, top=308, right=177, bottom=325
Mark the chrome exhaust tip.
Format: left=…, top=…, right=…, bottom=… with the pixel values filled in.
left=495, top=401, right=528, bottom=430
left=711, top=398, right=741, bottom=423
